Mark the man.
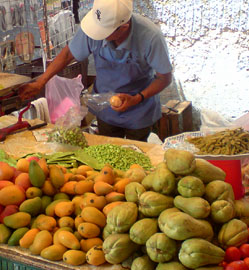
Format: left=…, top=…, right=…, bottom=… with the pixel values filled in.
left=19, top=0, right=172, bottom=142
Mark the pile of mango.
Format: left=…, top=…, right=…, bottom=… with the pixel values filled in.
left=0, top=149, right=249, bottom=269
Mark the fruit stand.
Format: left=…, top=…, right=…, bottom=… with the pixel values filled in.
left=1, top=115, right=249, bottom=270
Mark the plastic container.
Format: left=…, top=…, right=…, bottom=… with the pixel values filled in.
left=207, top=159, right=245, bottom=200
left=0, top=256, right=42, bottom=270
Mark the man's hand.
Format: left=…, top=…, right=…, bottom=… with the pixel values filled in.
left=110, top=93, right=141, bottom=112
left=18, top=81, right=43, bottom=100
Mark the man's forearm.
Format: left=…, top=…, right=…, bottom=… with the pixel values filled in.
left=37, top=45, right=75, bottom=86
left=138, top=72, right=172, bottom=100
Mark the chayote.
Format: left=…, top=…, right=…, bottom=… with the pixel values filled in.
left=177, top=176, right=205, bottom=197
left=152, top=163, right=176, bottom=195
left=159, top=211, right=214, bottom=241
left=179, top=238, right=225, bottom=269
left=205, top=180, right=235, bottom=203
left=129, top=218, right=158, bottom=245
left=125, top=182, right=146, bottom=203
left=218, top=218, right=249, bottom=248
left=146, top=233, right=177, bottom=263
left=107, top=202, right=138, bottom=233
left=174, top=195, right=211, bottom=219
left=190, top=158, right=226, bottom=183
left=210, top=199, right=235, bottom=223
left=156, top=261, right=188, bottom=270
left=103, top=233, right=138, bottom=264
left=138, top=191, right=174, bottom=217
left=164, top=148, right=196, bottom=175
left=234, top=198, right=249, bottom=225
left=131, top=255, right=156, bottom=270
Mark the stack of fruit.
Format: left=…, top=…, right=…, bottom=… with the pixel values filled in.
left=0, top=148, right=249, bottom=269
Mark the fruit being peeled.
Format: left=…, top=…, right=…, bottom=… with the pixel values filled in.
left=110, top=96, right=122, bottom=107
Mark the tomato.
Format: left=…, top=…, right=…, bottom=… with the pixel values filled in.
left=240, top=244, right=249, bottom=259
left=244, top=257, right=249, bottom=268
left=226, top=260, right=249, bottom=270
left=225, top=246, right=242, bottom=262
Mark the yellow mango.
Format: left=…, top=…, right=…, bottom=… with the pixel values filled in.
left=36, top=214, right=57, bottom=231
left=57, top=230, right=80, bottom=250
left=19, top=228, right=40, bottom=248
left=29, top=230, right=53, bottom=255
left=63, top=250, right=86, bottom=266
left=53, top=227, right=73, bottom=245
left=49, top=165, right=65, bottom=189
left=77, top=222, right=100, bottom=239
left=81, top=206, right=106, bottom=228
left=40, top=244, right=67, bottom=261
left=86, top=245, right=106, bottom=266
left=54, top=201, right=74, bottom=217
left=58, top=216, right=75, bottom=228
left=74, top=180, right=94, bottom=195
left=26, top=187, right=43, bottom=199
left=80, top=238, right=103, bottom=253
left=4, top=212, right=31, bottom=229
left=42, top=180, right=57, bottom=196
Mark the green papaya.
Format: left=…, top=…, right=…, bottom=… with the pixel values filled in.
left=29, top=160, right=46, bottom=188
left=3, top=212, right=31, bottom=229
left=19, top=197, right=42, bottom=216
left=8, top=227, right=29, bottom=246
left=0, top=224, right=12, bottom=244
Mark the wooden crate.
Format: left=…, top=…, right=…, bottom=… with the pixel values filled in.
left=157, top=100, right=193, bottom=141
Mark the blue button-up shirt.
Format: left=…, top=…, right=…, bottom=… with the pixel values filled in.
left=69, top=14, right=172, bottom=129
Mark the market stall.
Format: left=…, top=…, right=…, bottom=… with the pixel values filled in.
left=1, top=114, right=249, bottom=270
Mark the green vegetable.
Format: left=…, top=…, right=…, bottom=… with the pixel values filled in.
left=47, top=127, right=88, bottom=148
left=83, top=144, right=152, bottom=171
left=0, top=149, right=17, bottom=167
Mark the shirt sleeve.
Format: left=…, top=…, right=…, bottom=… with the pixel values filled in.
left=146, top=31, right=173, bottom=74
left=68, top=28, right=92, bottom=61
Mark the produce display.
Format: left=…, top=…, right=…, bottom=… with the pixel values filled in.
left=47, top=127, right=88, bottom=148
left=1, top=148, right=249, bottom=270
left=187, top=128, right=249, bottom=155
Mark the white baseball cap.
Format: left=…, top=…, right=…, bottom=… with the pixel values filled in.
left=81, top=0, right=133, bottom=40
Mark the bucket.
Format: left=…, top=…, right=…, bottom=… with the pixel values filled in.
left=207, top=159, right=245, bottom=200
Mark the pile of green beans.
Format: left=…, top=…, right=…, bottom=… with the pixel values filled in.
left=84, top=144, right=152, bottom=171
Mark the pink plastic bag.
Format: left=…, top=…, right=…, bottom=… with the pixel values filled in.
left=45, top=74, right=84, bottom=124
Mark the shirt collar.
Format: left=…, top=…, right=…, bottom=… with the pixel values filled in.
left=102, top=15, right=134, bottom=51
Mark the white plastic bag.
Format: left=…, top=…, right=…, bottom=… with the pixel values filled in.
left=45, top=74, right=84, bottom=124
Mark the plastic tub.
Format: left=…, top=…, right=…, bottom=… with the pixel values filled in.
left=207, top=159, right=245, bottom=200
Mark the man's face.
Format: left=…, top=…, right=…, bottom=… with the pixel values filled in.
left=105, top=22, right=130, bottom=41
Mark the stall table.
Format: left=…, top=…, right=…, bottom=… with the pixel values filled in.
left=0, top=115, right=165, bottom=270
